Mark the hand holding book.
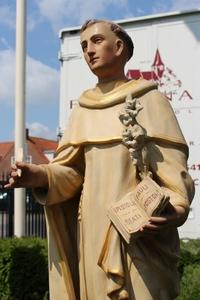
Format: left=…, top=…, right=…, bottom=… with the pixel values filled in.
left=140, top=202, right=188, bottom=233
left=108, top=176, right=170, bottom=243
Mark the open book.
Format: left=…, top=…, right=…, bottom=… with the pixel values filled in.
left=108, top=176, right=169, bottom=243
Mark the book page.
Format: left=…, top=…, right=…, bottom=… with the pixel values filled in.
left=108, top=191, right=148, bottom=234
left=133, top=176, right=165, bottom=217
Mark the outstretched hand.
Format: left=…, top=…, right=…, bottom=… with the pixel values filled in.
left=139, top=202, right=188, bottom=234
left=4, top=162, right=48, bottom=189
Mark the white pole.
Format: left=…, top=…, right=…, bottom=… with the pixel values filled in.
left=14, top=0, right=27, bottom=237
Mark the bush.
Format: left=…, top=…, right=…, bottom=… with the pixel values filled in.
left=0, top=238, right=199, bottom=299
left=0, top=238, right=48, bottom=300
left=176, top=239, right=200, bottom=300
left=177, top=264, right=200, bottom=300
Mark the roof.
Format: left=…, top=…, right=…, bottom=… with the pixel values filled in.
left=59, top=9, right=200, bottom=38
left=0, top=142, right=13, bottom=161
left=0, top=135, right=58, bottom=181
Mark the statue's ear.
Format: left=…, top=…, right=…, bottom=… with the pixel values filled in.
left=115, top=39, right=124, bottom=57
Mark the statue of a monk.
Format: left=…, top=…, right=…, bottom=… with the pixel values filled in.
left=6, top=19, right=195, bottom=300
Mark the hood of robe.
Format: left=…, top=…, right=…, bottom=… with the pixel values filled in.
left=58, top=79, right=188, bottom=157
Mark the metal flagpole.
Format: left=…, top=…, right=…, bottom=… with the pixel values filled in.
left=14, top=0, right=27, bottom=237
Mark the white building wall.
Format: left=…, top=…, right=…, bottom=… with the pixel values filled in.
left=59, top=11, right=200, bottom=239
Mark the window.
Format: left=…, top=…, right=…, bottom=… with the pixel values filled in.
left=188, top=207, right=194, bottom=219
left=43, top=150, right=55, bottom=162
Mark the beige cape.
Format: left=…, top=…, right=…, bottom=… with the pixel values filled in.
left=34, top=79, right=194, bottom=300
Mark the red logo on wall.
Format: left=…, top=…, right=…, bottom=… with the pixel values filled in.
left=127, top=49, right=192, bottom=101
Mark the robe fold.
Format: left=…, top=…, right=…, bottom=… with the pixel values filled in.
left=34, top=79, right=194, bottom=300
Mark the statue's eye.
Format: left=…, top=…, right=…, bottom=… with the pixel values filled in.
left=94, top=37, right=103, bottom=44
left=81, top=43, right=87, bottom=52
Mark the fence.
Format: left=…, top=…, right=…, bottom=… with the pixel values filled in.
left=0, top=182, right=46, bottom=238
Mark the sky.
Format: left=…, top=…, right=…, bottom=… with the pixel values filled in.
left=1, top=0, right=200, bottom=142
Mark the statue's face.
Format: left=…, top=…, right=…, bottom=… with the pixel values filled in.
left=80, top=22, right=122, bottom=78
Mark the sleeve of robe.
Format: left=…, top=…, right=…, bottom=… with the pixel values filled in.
left=147, top=141, right=194, bottom=213
left=33, top=144, right=84, bottom=205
